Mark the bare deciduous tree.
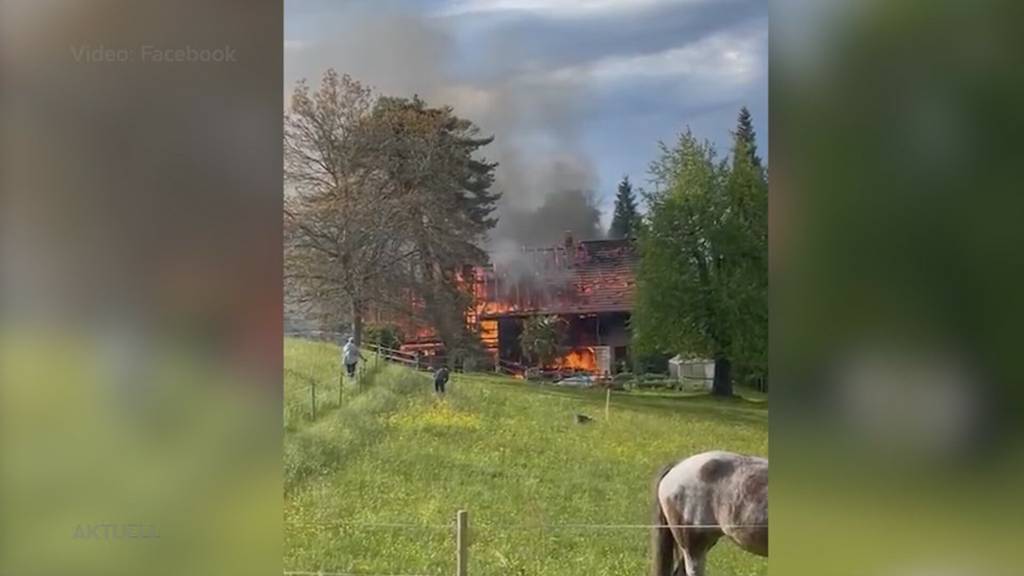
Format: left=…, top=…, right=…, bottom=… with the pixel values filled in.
left=284, top=71, right=500, bottom=349
left=284, top=71, right=418, bottom=343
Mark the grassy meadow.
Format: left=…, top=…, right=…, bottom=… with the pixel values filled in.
left=284, top=337, right=768, bottom=576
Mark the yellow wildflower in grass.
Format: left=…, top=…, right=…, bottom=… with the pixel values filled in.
left=388, top=401, right=482, bottom=432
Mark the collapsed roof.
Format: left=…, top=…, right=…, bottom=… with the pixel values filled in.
left=476, top=237, right=638, bottom=318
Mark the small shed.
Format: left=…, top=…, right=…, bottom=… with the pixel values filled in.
left=668, top=355, right=714, bottom=390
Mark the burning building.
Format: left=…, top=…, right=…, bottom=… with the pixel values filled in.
left=449, top=232, right=639, bottom=376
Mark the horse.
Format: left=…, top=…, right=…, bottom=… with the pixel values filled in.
left=650, top=451, right=768, bottom=576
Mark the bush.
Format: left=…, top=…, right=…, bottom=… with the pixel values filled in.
left=628, top=374, right=683, bottom=390
left=364, top=324, right=404, bottom=349
left=519, top=315, right=565, bottom=367
left=631, top=351, right=672, bottom=374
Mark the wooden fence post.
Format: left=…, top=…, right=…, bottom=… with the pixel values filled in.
left=310, top=380, right=317, bottom=420
left=605, top=387, right=611, bottom=421
left=456, top=509, right=468, bottom=576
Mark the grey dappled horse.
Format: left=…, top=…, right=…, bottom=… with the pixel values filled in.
left=651, top=451, right=767, bottom=576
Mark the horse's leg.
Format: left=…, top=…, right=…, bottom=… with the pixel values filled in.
left=667, top=539, right=686, bottom=576
left=680, top=548, right=702, bottom=576
left=680, top=530, right=719, bottom=576
left=662, top=506, right=689, bottom=576
left=675, top=555, right=688, bottom=576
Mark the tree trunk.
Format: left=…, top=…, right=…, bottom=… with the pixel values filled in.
left=351, top=300, right=363, bottom=346
left=711, top=357, right=733, bottom=397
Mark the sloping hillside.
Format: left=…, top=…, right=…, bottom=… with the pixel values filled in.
left=284, top=338, right=768, bottom=576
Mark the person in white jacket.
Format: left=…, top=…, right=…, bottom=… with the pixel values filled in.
left=341, top=337, right=364, bottom=378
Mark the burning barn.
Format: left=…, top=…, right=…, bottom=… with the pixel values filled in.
left=388, top=232, right=638, bottom=376
left=465, top=232, right=638, bottom=376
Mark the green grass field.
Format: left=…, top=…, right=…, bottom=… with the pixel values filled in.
left=284, top=338, right=768, bottom=576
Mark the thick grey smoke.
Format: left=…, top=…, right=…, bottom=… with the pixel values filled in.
left=488, top=186, right=603, bottom=282
left=496, top=188, right=602, bottom=249
left=285, top=6, right=605, bottom=266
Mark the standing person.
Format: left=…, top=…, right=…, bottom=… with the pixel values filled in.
left=342, top=337, right=362, bottom=378
left=433, top=366, right=450, bottom=395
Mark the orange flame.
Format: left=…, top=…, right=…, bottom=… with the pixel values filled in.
left=551, top=347, right=598, bottom=372
left=479, top=319, right=498, bottom=348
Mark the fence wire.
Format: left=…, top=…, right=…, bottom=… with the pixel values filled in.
left=287, top=521, right=454, bottom=531
left=284, top=516, right=767, bottom=576
left=288, top=520, right=766, bottom=531
left=285, top=571, right=432, bottom=576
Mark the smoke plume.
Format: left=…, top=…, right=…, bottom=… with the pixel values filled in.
left=285, top=5, right=606, bottom=267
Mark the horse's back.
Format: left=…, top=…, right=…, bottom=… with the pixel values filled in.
left=657, top=451, right=768, bottom=556
left=657, top=451, right=747, bottom=525
left=659, top=451, right=761, bottom=495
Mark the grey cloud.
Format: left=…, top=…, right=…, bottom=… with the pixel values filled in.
left=442, top=0, right=767, bottom=81
left=285, top=0, right=767, bottom=252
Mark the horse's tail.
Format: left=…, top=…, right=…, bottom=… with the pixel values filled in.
left=650, top=463, right=676, bottom=576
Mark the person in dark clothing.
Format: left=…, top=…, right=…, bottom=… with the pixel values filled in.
left=433, top=366, right=450, bottom=395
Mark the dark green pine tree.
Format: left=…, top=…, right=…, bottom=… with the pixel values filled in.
left=736, top=106, right=763, bottom=171
left=367, top=95, right=501, bottom=352
left=723, top=107, right=768, bottom=390
left=608, top=175, right=640, bottom=239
